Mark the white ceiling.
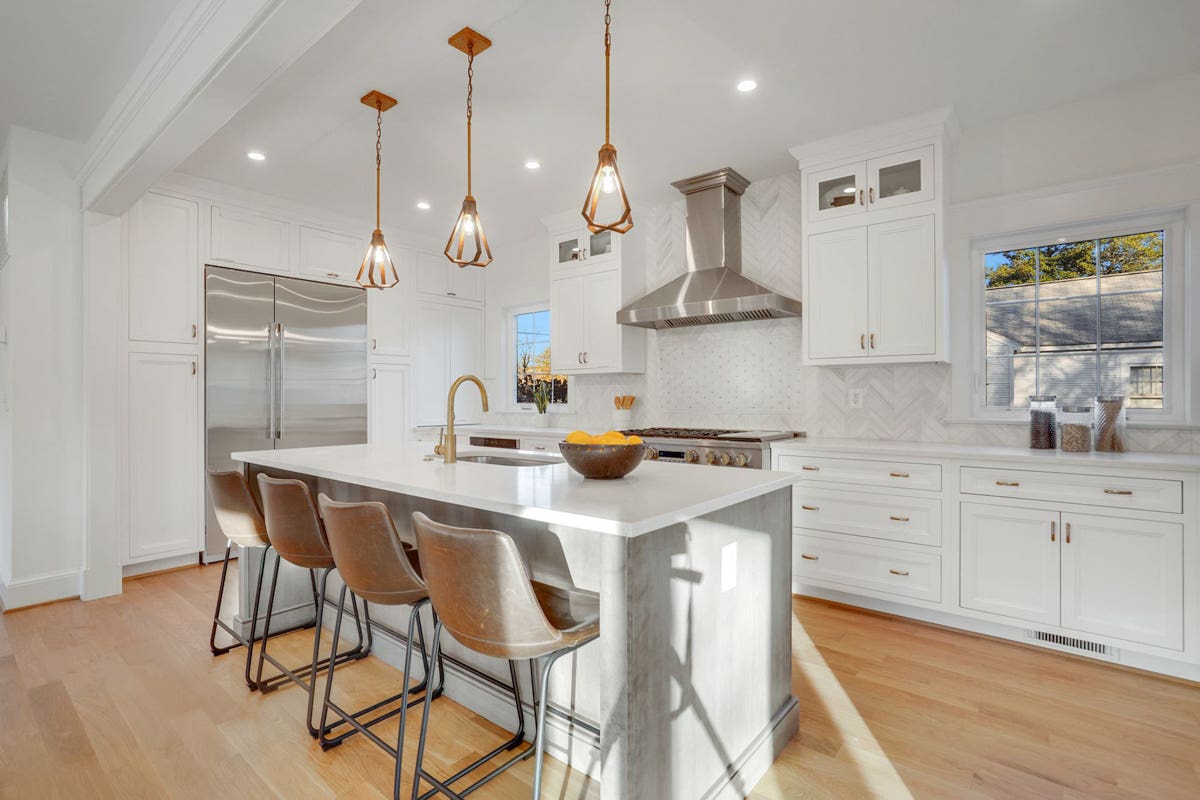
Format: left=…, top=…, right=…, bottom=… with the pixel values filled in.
left=0, top=0, right=178, bottom=143
left=168, top=0, right=1200, bottom=244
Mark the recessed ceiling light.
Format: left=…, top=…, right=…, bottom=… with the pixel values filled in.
left=416, top=201, right=431, bottom=210
left=525, top=160, right=541, bottom=170
left=247, top=151, right=266, bottom=161
left=736, top=79, right=757, bottom=93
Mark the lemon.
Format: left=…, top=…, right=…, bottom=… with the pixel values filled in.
left=626, top=435, right=643, bottom=445
left=565, top=430, right=592, bottom=445
left=599, top=431, right=628, bottom=445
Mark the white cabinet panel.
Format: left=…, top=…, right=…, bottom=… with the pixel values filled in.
left=960, top=503, right=1060, bottom=625
left=868, top=215, right=936, bottom=357
left=448, top=263, right=484, bottom=303
left=550, top=276, right=585, bottom=372
left=581, top=269, right=619, bottom=370
left=806, top=161, right=867, bottom=224
left=368, top=247, right=412, bottom=356
left=210, top=205, right=291, bottom=272
left=520, top=436, right=560, bottom=453
left=299, top=225, right=363, bottom=282
left=960, top=466, right=1183, bottom=514
left=128, top=193, right=199, bottom=344
left=370, top=362, right=410, bottom=447
left=1060, top=513, right=1183, bottom=649
left=866, top=145, right=934, bottom=210
left=793, top=533, right=940, bottom=602
left=794, top=486, right=941, bottom=546
left=806, top=227, right=869, bottom=359
left=449, top=306, right=484, bottom=424
left=779, top=454, right=941, bottom=491
left=412, top=302, right=450, bottom=427
left=416, top=250, right=448, bottom=297
left=127, top=352, right=199, bottom=561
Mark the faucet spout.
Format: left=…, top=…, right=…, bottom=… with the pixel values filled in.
left=443, top=374, right=489, bottom=464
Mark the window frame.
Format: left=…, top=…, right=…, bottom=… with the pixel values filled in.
left=969, top=211, right=1185, bottom=424
left=505, top=302, right=571, bottom=414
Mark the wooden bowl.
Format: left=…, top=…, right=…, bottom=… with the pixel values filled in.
left=557, top=442, right=648, bottom=480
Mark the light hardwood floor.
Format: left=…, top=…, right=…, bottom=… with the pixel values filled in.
left=1, top=565, right=1197, bottom=799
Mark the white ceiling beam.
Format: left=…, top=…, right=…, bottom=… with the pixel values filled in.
left=78, top=0, right=361, bottom=215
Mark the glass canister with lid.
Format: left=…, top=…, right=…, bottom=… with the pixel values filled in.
left=1094, top=395, right=1127, bottom=453
left=1059, top=404, right=1093, bottom=452
left=1029, top=395, right=1057, bottom=449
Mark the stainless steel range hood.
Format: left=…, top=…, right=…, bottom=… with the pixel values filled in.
left=617, top=167, right=802, bottom=329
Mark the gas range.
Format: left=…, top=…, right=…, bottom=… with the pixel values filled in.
left=621, top=428, right=803, bottom=469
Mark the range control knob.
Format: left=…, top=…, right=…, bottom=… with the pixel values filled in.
left=718, top=452, right=733, bottom=466
left=735, top=453, right=752, bottom=467
left=704, top=450, right=718, bottom=464
left=684, top=449, right=699, bottom=463
left=644, top=448, right=659, bottom=461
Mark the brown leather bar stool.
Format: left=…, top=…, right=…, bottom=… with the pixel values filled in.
left=255, top=474, right=371, bottom=737
left=315, top=495, right=445, bottom=798
left=409, top=512, right=600, bottom=800
left=206, top=470, right=318, bottom=690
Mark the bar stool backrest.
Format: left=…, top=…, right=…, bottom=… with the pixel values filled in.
left=256, top=475, right=334, bottom=569
left=206, top=470, right=269, bottom=548
left=411, top=512, right=562, bottom=660
left=317, top=495, right=428, bottom=607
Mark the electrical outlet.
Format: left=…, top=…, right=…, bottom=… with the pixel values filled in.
left=847, top=389, right=864, bottom=409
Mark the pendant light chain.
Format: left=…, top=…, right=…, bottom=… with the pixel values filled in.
left=374, top=101, right=383, bottom=230
left=466, top=44, right=475, bottom=196
left=604, top=0, right=612, bottom=144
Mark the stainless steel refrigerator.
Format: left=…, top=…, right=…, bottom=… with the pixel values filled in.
left=204, top=266, right=368, bottom=560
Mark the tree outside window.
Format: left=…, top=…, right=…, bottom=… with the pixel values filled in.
left=514, top=309, right=568, bottom=406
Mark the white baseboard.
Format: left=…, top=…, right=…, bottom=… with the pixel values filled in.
left=122, top=552, right=198, bottom=578
left=0, top=567, right=80, bottom=610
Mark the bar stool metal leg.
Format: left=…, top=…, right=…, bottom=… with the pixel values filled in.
left=243, top=544, right=272, bottom=690
left=209, top=542, right=236, bottom=655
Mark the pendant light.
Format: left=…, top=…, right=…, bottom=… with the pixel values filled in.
left=581, top=0, right=633, bottom=234
left=444, top=27, right=493, bottom=268
left=356, top=90, right=400, bottom=289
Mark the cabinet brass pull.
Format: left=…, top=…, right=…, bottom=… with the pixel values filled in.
left=192, top=323, right=197, bottom=338
left=801, top=465, right=820, bottom=471
left=1103, top=489, right=1133, bottom=496
left=860, top=333, right=866, bottom=350
left=801, top=553, right=819, bottom=561
left=191, top=361, right=197, bottom=375
left=801, top=504, right=819, bottom=511
left=372, top=368, right=377, bottom=379
left=870, top=333, right=876, bottom=349
left=326, top=272, right=339, bottom=278
left=1066, top=522, right=1071, bottom=544
left=888, top=568, right=909, bottom=576
left=1051, top=520, right=1056, bottom=542
left=371, top=338, right=377, bottom=350
left=869, top=187, right=876, bottom=204
left=889, top=472, right=909, bottom=478
left=996, top=480, right=1020, bottom=487
left=858, top=188, right=865, bottom=206
left=889, top=515, right=909, bottom=522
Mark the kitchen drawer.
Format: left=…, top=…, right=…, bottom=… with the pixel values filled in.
left=794, top=486, right=941, bottom=546
left=960, top=466, right=1183, bottom=514
left=778, top=454, right=941, bottom=491
left=793, top=533, right=941, bottom=602
left=521, top=436, right=562, bottom=454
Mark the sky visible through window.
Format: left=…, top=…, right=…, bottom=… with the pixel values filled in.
left=983, top=230, right=1164, bottom=409
left=514, top=309, right=567, bottom=405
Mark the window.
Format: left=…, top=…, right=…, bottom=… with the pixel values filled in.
left=513, top=308, right=568, bottom=408
left=982, top=227, right=1167, bottom=411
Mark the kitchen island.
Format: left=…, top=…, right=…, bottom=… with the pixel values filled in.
left=232, top=443, right=799, bottom=800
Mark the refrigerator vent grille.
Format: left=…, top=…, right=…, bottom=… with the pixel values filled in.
left=1026, top=630, right=1118, bottom=660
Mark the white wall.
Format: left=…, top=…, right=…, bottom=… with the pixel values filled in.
left=0, top=126, right=87, bottom=607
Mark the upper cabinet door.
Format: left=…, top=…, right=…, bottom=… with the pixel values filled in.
left=415, top=250, right=448, bottom=297
left=368, top=247, right=412, bottom=356
left=550, top=229, right=587, bottom=272
left=866, top=145, right=934, bottom=211
left=806, top=161, right=868, bottom=224
left=581, top=269, right=620, bottom=370
left=550, top=276, right=585, bottom=372
left=298, top=226, right=363, bottom=282
left=868, top=215, right=936, bottom=358
left=449, top=306, right=484, bottom=424
left=447, top=263, right=484, bottom=303
left=584, top=229, right=619, bottom=266
left=960, top=503, right=1060, bottom=626
left=1060, top=513, right=1183, bottom=649
left=806, top=227, right=869, bottom=360
left=128, top=193, right=199, bottom=344
left=210, top=205, right=291, bottom=273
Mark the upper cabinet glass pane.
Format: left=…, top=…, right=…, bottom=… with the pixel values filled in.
left=877, top=159, right=922, bottom=200
left=817, top=175, right=859, bottom=211
left=589, top=230, right=613, bottom=258
left=557, top=237, right=583, bottom=263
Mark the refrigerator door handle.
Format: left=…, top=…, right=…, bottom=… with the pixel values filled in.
left=277, top=322, right=286, bottom=438
left=266, top=322, right=276, bottom=439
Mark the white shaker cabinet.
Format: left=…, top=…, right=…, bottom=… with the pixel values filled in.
left=960, top=503, right=1061, bottom=626
left=550, top=268, right=630, bottom=373
left=416, top=249, right=483, bottom=303
left=370, top=362, right=410, bottom=446
left=298, top=225, right=363, bottom=283
left=210, top=204, right=291, bottom=273
left=1060, top=513, right=1183, bottom=649
left=806, top=227, right=869, bottom=360
left=128, top=193, right=199, bottom=344
left=868, top=215, right=936, bottom=358
left=126, top=352, right=200, bottom=562
left=411, top=299, right=483, bottom=427
left=368, top=247, right=412, bottom=356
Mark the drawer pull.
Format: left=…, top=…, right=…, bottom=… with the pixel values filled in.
left=801, top=504, right=820, bottom=511
left=801, top=466, right=820, bottom=471
left=1051, top=520, right=1056, bottom=542
left=1066, top=522, right=1071, bottom=544
left=889, top=472, right=910, bottom=478
left=995, top=480, right=1020, bottom=487
left=889, top=515, right=910, bottom=522
left=1103, top=489, right=1133, bottom=496
left=888, top=569, right=910, bottom=576
left=801, top=553, right=819, bottom=561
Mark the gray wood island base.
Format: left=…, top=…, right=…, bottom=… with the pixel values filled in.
left=232, top=444, right=799, bottom=800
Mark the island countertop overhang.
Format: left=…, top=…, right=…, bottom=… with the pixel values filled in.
left=231, top=443, right=798, bottom=537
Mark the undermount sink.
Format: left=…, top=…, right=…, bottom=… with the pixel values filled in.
left=457, top=454, right=560, bottom=467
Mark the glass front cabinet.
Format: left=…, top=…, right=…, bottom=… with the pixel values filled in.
left=807, top=145, right=934, bottom=224
left=549, top=227, right=619, bottom=273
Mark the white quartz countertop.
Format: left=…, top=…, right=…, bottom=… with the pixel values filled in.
left=232, top=443, right=797, bottom=537
left=772, top=437, right=1200, bottom=472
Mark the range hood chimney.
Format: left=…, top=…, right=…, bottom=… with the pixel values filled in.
left=616, top=167, right=802, bottom=329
